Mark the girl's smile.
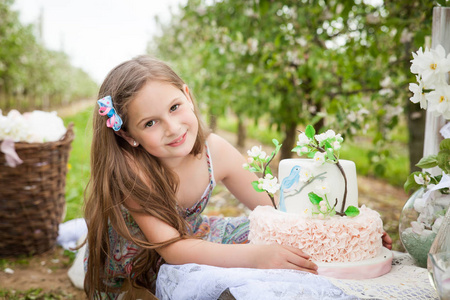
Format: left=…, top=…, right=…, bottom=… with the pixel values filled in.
left=168, top=132, right=187, bottom=147
left=123, top=80, right=199, bottom=165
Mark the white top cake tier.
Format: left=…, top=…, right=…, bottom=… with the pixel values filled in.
left=278, top=158, right=358, bottom=216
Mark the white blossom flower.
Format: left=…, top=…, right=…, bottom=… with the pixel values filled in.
left=260, top=175, right=280, bottom=194
left=296, top=146, right=309, bottom=156
left=246, top=64, right=254, bottom=73
left=332, top=141, right=341, bottom=151
left=325, top=129, right=336, bottom=139
left=259, top=151, right=267, bottom=160
left=320, top=206, right=328, bottom=213
left=426, top=85, right=450, bottom=119
left=380, top=76, right=392, bottom=88
left=299, top=168, right=313, bottom=182
left=409, top=75, right=428, bottom=109
left=314, top=182, right=330, bottom=196
left=297, top=132, right=311, bottom=147
left=313, top=152, right=326, bottom=165
left=247, top=145, right=263, bottom=158
left=410, top=45, right=450, bottom=87
left=347, top=111, right=357, bottom=122
left=315, top=133, right=328, bottom=143
left=414, top=173, right=430, bottom=185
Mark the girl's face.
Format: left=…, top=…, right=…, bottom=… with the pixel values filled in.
left=123, top=81, right=199, bottom=164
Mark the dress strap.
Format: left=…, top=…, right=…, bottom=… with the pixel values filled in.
left=205, top=141, right=216, bottom=188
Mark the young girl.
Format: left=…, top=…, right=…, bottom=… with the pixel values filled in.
left=83, top=56, right=319, bottom=299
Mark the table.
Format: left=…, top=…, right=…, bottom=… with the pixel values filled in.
left=155, top=252, right=440, bottom=300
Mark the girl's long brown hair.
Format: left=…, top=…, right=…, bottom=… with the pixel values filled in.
left=83, top=56, right=208, bottom=298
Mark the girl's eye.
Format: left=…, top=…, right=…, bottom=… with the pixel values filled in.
left=170, top=104, right=179, bottom=112
left=145, top=120, right=156, bottom=128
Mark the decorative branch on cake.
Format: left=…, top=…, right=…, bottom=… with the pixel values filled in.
left=292, top=125, right=360, bottom=217
left=243, top=139, right=282, bottom=209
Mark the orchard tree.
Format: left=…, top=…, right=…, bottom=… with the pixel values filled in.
left=153, top=0, right=435, bottom=174
left=0, top=0, right=97, bottom=111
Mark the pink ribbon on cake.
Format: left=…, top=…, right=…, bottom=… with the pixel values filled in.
left=1, top=138, right=23, bottom=167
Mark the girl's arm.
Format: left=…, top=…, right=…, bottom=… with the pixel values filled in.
left=129, top=208, right=317, bottom=273
left=207, top=133, right=274, bottom=209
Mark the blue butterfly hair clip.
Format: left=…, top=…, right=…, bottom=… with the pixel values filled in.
left=97, top=96, right=123, bottom=131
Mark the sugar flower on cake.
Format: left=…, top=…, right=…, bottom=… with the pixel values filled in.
left=299, top=167, right=313, bottom=182
left=243, top=139, right=282, bottom=208
left=312, top=152, right=326, bottom=166
left=258, top=174, right=280, bottom=195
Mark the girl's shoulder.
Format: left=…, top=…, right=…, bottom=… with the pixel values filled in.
left=206, top=133, right=245, bottom=179
left=206, top=133, right=237, bottom=155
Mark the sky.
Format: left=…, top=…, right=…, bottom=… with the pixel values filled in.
left=13, top=0, right=187, bottom=84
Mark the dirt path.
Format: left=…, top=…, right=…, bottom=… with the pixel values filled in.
left=0, top=121, right=408, bottom=298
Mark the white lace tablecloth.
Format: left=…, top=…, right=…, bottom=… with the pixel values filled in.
left=155, top=252, right=439, bottom=300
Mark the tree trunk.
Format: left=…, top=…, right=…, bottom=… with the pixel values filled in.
left=280, top=122, right=297, bottom=159
left=236, top=116, right=246, bottom=148
left=209, top=114, right=217, bottom=132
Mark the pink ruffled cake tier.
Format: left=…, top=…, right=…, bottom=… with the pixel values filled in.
left=248, top=205, right=392, bottom=279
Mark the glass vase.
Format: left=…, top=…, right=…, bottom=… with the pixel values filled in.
left=399, top=188, right=440, bottom=268
left=427, top=208, right=450, bottom=290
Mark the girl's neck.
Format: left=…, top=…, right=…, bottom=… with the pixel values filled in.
left=161, top=153, right=197, bottom=172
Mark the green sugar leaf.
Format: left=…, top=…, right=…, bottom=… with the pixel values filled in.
left=308, top=192, right=322, bottom=205
left=345, top=206, right=360, bottom=217
left=252, top=181, right=264, bottom=193
left=305, top=125, right=315, bottom=139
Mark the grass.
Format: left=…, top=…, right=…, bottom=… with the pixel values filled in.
left=62, top=107, right=93, bottom=221
left=0, top=288, right=77, bottom=300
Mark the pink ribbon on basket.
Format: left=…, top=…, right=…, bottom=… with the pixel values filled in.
left=1, top=138, right=23, bottom=167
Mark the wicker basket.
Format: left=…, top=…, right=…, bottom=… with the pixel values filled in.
left=0, top=123, right=74, bottom=257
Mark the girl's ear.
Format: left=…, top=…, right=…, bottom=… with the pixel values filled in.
left=183, top=84, right=194, bottom=110
left=115, top=130, right=137, bottom=147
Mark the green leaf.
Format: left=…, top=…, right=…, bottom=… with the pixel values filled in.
left=308, top=192, right=322, bottom=205
left=305, top=125, right=315, bottom=139
left=307, top=151, right=316, bottom=158
left=252, top=181, right=264, bottom=193
left=272, top=139, right=279, bottom=147
left=437, top=150, right=450, bottom=173
left=440, top=138, right=450, bottom=151
left=403, top=172, right=423, bottom=192
left=416, top=155, right=438, bottom=169
left=345, top=206, right=360, bottom=217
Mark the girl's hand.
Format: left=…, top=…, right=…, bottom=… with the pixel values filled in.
left=253, top=244, right=318, bottom=275
left=382, top=231, right=393, bottom=250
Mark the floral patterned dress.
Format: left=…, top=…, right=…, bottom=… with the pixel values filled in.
left=85, top=143, right=250, bottom=298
